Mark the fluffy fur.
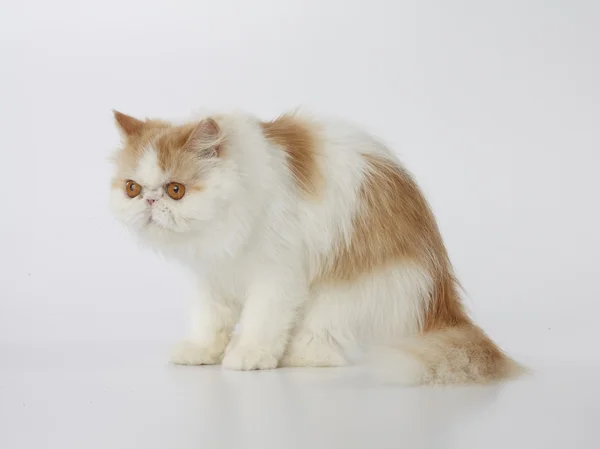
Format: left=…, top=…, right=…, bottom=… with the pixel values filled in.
left=110, top=109, right=521, bottom=385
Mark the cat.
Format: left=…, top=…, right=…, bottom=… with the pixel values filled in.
left=109, top=109, right=522, bottom=385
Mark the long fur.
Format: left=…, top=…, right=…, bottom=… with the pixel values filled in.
left=109, top=109, right=522, bottom=385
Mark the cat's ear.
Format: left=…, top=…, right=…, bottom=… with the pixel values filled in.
left=113, top=110, right=145, bottom=138
left=183, top=118, right=223, bottom=158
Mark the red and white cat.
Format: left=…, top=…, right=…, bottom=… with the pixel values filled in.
left=110, top=109, right=521, bottom=385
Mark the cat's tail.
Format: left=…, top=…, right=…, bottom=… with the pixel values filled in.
left=367, top=324, right=526, bottom=386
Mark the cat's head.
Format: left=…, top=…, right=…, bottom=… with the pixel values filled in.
left=109, top=111, right=234, bottom=244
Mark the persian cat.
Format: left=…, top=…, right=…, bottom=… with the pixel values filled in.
left=110, top=109, right=520, bottom=385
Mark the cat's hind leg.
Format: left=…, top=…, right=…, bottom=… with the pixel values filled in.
left=280, top=328, right=348, bottom=367
left=279, top=295, right=350, bottom=367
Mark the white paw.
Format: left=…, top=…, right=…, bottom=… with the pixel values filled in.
left=170, top=340, right=223, bottom=365
left=222, top=344, right=279, bottom=371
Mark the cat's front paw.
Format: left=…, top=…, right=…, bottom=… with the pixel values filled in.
left=222, top=343, right=279, bottom=371
left=170, top=340, right=223, bottom=365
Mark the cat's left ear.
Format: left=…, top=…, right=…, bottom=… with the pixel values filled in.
left=113, top=110, right=145, bottom=138
left=183, top=118, right=222, bottom=158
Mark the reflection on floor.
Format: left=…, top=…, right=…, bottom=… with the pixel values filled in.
left=1, top=343, right=597, bottom=449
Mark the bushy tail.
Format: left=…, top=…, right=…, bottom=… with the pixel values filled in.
left=368, top=324, right=525, bottom=386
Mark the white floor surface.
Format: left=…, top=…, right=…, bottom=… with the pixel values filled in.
left=1, top=343, right=598, bottom=449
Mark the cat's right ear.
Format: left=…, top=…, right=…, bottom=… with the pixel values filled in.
left=113, top=110, right=145, bottom=138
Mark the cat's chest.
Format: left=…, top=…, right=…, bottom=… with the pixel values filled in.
left=184, top=236, right=295, bottom=303
left=196, top=255, right=257, bottom=303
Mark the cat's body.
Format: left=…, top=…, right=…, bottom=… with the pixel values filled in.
left=110, top=110, right=520, bottom=385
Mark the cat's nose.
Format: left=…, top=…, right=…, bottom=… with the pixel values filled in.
left=146, top=199, right=156, bottom=206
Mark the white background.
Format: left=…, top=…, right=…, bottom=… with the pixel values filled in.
left=2, top=2, right=600, bottom=448
left=1, top=1, right=599, bottom=361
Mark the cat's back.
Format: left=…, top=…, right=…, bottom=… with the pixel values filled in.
left=260, top=111, right=398, bottom=201
left=258, top=112, right=408, bottom=266
left=301, top=112, right=396, bottom=167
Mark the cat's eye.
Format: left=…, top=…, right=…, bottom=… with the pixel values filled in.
left=166, top=182, right=185, bottom=200
left=125, top=180, right=141, bottom=198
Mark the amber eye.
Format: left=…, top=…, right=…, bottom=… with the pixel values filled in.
left=125, top=180, right=142, bottom=198
left=166, top=182, right=186, bottom=200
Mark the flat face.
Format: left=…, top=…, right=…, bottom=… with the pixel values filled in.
left=110, top=120, right=222, bottom=239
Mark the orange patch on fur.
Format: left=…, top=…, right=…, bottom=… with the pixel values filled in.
left=423, top=272, right=469, bottom=332
left=317, top=153, right=469, bottom=331
left=261, top=115, right=321, bottom=196
left=417, top=273, right=518, bottom=384
left=153, top=119, right=221, bottom=184
left=399, top=323, right=521, bottom=385
left=111, top=179, right=123, bottom=190
left=112, top=112, right=221, bottom=187
left=315, top=153, right=518, bottom=384
left=154, top=124, right=196, bottom=170
left=317, top=154, right=446, bottom=282
left=113, top=110, right=145, bottom=137
left=113, top=117, right=170, bottom=178
left=187, top=185, right=205, bottom=193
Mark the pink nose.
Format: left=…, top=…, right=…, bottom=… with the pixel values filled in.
left=147, top=199, right=156, bottom=205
